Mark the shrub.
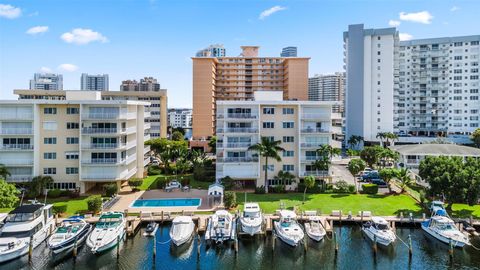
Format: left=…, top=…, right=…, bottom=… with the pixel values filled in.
left=193, top=164, right=215, bottom=182
left=335, top=180, right=351, bottom=193
left=348, top=185, right=356, bottom=193
left=52, top=204, right=67, bottom=215
left=254, top=186, right=266, bottom=194
left=221, top=176, right=234, bottom=190
left=270, top=185, right=286, bottom=193
left=86, top=196, right=103, bottom=214
left=128, top=178, right=143, bottom=191
left=297, top=182, right=325, bottom=193
left=156, top=177, right=168, bottom=189
left=103, top=183, right=118, bottom=197
left=362, top=184, right=379, bottom=194
left=179, top=177, right=190, bottom=186
left=68, top=189, right=80, bottom=198
left=47, top=189, right=62, bottom=198
left=148, top=165, right=162, bottom=176
left=224, top=191, right=237, bottom=209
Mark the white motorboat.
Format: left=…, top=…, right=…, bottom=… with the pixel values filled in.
left=304, top=216, right=326, bottom=242
left=48, top=216, right=92, bottom=254
left=273, top=210, right=304, bottom=247
left=169, top=216, right=195, bottom=246
left=239, top=203, right=263, bottom=236
left=362, top=216, right=396, bottom=247
left=0, top=202, right=55, bottom=263
left=421, top=215, right=470, bottom=248
left=143, top=221, right=159, bottom=237
left=86, top=212, right=126, bottom=254
left=205, top=210, right=236, bottom=244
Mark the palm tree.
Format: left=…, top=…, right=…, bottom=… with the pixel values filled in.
left=28, top=175, right=54, bottom=198
left=248, top=137, right=285, bottom=193
left=376, top=132, right=387, bottom=147
left=303, top=175, right=316, bottom=204
left=0, top=164, right=11, bottom=180
left=273, top=171, right=296, bottom=190
left=396, top=168, right=412, bottom=193
left=385, top=132, right=399, bottom=147
left=379, top=168, right=397, bottom=193
left=317, top=145, right=341, bottom=163
left=347, top=135, right=364, bottom=150
left=347, top=159, right=366, bottom=193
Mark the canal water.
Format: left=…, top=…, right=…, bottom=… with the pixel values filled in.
left=2, top=225, right=480, bottom=270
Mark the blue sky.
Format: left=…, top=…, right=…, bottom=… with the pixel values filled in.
left=0, top=0, right=479, bottom=107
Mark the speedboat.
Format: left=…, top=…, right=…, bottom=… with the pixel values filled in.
left=205, top=210, right=236, bottom=244
left=48, top=216, right=91, bottom=254
left=304, top=216, right=326, bottom=242
left=421, top=215, right=470, bottom=248
left=169, top=216, right=195, bottom=246
left=239, top=203, right=263, bottom=236
left=86, top=212, right=126, bottom=254
left=273, top=210, right=304, bottom=247
left=362, top=216, right=396, bottom=247
left=143, top=221, right=158, bottom=237
left=0, top=202, right=55, bottom=263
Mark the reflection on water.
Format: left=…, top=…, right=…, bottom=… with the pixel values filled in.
left=1, top=225, right=479, bottom=270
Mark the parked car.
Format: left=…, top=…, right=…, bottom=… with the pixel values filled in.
left=152, top=160, right=160, bottom=166
left=371, top=179, right=387, bottom=187
left=362, top=171, right=379, bottom=181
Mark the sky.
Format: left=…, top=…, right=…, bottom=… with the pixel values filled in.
left=0, top=0, right=479, bottom=108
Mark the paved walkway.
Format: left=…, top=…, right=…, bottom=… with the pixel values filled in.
left=331, top=158, right=355, bottom=185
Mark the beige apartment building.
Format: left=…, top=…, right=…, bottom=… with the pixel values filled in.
left=0, top=91, right=150, bottom=193
left=192, top=46, right=310, bottom=148
left=215, top=91, right=342, bottom=190
left=15, top=89, right=168, bottom=138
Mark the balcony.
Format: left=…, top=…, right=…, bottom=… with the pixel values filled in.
left=216, top=128, right=258, bottom=133
left=301, top=156, right=320, bottom=163
left=0, top=159, right=34, bottom=166
left=144, top=134, right=151, bottom=141
left=300, top=142, right=324, bottom=148
left=81, top=168, right=136, bottom=181
left=217, top=113, right=257, bottom=119
left=301, top=170, right=330, bottom=177
left=143, top=157, right=150, bottom=167
left=143, top=145, right=151, bottom=155
left=0, top=144, right=34, bottom=151
left=144, top=123, right=151, bottom=129
left=82, top=112, right=135, bottom=120
left=144, top=111, right=151, bottom=118
left=6, top=175, right=33, bottom=182
left=0, top=128, right=33, bottom=135
left=82, top=143, right=126, bottom=149
left=82, top=127, right=124, bottom=134
left=0, top=113, right=34, bottom=120
left=81, top=158, right=125, bottom=165
left=302, top=113, right=330, bottom=120
left=217, top=142, right=252, bottom=149
left=217, top=157, right=259, bottom=163
left=300, top=128, right=329, bottom=134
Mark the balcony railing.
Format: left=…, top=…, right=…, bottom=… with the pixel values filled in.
left=217, top=113, right=257, bottom=119
left=217, top=142, right=253, bottom=148
left=6, top=175, right=33, bottom=182
left=0, top=128, right=33, bottom=135
left=82, top=127, right=124, bottom=134
left=143, top=157, right=150, bottom=166
left=300, top=128, right=329, bottom=133
left=82, top=112, right=135, bottom=120
left=82, top=143, right=126, bottom=149
left=0, top=113, right=34, bottom=120
left=301, top=157, right=321, bottom=162
left=302, top=114, right=329, bottom=120
left=0, top=144, right=34, bottom=150
left=81, top=158, right=124, bottom=165
left=216, top=128, right=258, bottom=133
left=0, top=159, right=34, bottom=165
left=300, top=143, right=324, bottom=148
left=302, top=171, right=329, bottom=177
left=217, top=157, right=259, bottom=163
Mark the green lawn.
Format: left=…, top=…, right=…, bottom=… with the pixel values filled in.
left=450, top=203, right=480, bottom=219
left=47, top=197, right=92, bottom=216
left=141, top=174, right=212, bottom=190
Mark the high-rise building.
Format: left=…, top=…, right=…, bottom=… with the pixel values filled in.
left=81, top=73, right=109, bottom=91
left=192, top=45, right=310, bottom=149
left=215, top=91, right=342, bottom=188
left=308, top=72, right=346, bottom=114
left=344, top=24, right=480, bottom=145
left=0, top=91, right=150, bottom=193
left=120, top=77, right=161, bottom=92
left=15, top=89, right=168, bottom=138
left=196, top=44, right=226, bottom=57
left=29, top=73, right=63, bottom=90
left=281, top=46, right=298, bottom=57
left=168, top=108, right=192, bottom=128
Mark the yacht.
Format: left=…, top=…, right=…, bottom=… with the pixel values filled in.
left=362, top=217, right=396, bottom=247
left=0, top=202, right=55, bottom=263
left=143, top=221, right=158, bottom=237
left=239, top=203, right=263, bottom=236
left=86, top=212, right=126, bottom=254
left=273, top=210, right=304, bottom=247
left=205, top=210, right=236, bottom=244
left=48, top=216, right=91, bottom=254
left=304, top=215, right=326, bottom=242
left=422, top=214, right=470, bottom=248
left=169, top=216, right=195, bottom=246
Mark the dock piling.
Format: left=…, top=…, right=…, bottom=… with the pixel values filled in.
left=272, top=235, right=276, bottom=253
left=153, top=233, right=156, bottom=262
left=449, top=239, right=454, bottom=260
left=73, top=236, right=78, bottom=258
left=408, top=234, right=412, bottom=260
left=116, top=235, right=120, bottom=260
left=334, top=232, right=338, bottom=255
left=28, top=235, right=33, bottom=261
left=373, top=234, right=377, bottom=256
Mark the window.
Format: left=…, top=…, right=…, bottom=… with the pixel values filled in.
left=43, top=168, right=56, bottom=175
left=263, top=165, right=274, bottom=172
left=471, top=89, right=479, bottom=94
left=282, top=165, right=294, bottom=172
left=66, top=137, right=79, bottom=144
left=65, top=152, right=79, bottom=160
left=454, top=42, right=463, bottom=47
left=66, top=107, right=79, bottom=114
left=282, top=108, right=294, bottom=114
left=43, top=152, right=56, bottom=159
left=43, top=108, right=57, bottom=114
left=282, top=122, right=294, bottom=128
left=263, top=107, right=275, bottom=114
left=66, top=122, right=79, bottom=129
left=44, top=137, right=57, bottom=144
left=454, top=56, right=463, bottom=60
left=43, top=121, right=57, bottom=130
left=263, top=136, right=275, bottom=142
left=283, top=150, right=294, bottom=157
left=470, top=96, right=479, bottom=100
left=262, top=122, right=274, bottom=128
left=66, top=167, right=79, bottom=175
left=48, top=182, right=76, bottom=190
left=283, top=136, right=294, bottom=143
left=471, top=75, right=479, bottom=80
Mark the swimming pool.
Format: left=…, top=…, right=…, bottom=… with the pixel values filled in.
left=131, top=198, right=201, bottom=207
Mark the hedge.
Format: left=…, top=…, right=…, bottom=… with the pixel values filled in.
left=224, top=191, right=237, bottom=209
left=87, top=196, right=103, bottom=214
left=103, top=183, right=118, bottom=197
left=52, top=204, right=67, bottom=214
left=362, top=184, right=379, bottom=194
left=47, top=189, right=62, bottom=198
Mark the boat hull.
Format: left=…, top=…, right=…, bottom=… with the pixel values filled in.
left=362, top=228, right=395, bottom=247
left=273, top=221, right=304, bottom=247
left=421, top=223, right=468, bottom=248
left=0, top=243, right=28, bottom=263
left=48, top=224, right=91, bottom=254
left=304, top=224, right=325, bottom=242
left=88, top=230, right=125, bottom=254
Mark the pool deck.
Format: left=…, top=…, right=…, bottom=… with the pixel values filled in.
left=107, top=189, right=218, bottom=213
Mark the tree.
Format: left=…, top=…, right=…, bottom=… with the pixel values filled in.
left=385, top=132, right=399, bottom=147
left=172, top=127, right=186, bottom=136
left=347, top=159, right=366, bottom=193
left=87, top=196, right=103, bottom=214
left=248, top=137, right=285, bottom=193
left=27, top=175, right=54, bottom=198
left=145, top=138, right=188, bottom=174
left=303, top=175, right=315, bottom=204
left=377, top=148, right=399, bottom=168
left=208, top=136, right=217, bottom=153
left=360, top=146, right=383, bottom=168
left=224, top=191, right=237, bottom=208
left=347, top=135, right=364, bottom=150
left=376, top=132, right=387, bottom=147
left=171, top=131, right=184, bottom=141
left=273, top=171, right=296, bottom=188
left=0, top=179, right=20, bottom=208
left=395, top=168, right=412, bottom=193
left=471, top=128, right=480, bottom=148
left=0, top=164, right=10, bottom=180
left=379, top=168, right=397, bottom=193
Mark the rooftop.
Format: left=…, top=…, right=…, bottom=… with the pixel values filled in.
left=390, top=144, right=480, bottom=157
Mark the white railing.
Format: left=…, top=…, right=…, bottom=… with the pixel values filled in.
left=0, top=159, right=34, bottom=165
left=302, top=171, right=329, bottom=177
left=82, top=112, right=135, bottom=120
left=81, top=158, right=124, bottom=165
left=302, top=114, right=329, bottom=120
left=217, top=157, right=259, bottom=163
left=144, top=123, right=151, bottom=129
left=82, top=143, right=126, bottom=149
left=144, top=111, right=151, bottom=118
left=219, top=113, right=257, bottom=119
left=7, top=175, right=33, bottom=182
left=143, top=157, right=150, bottom=166
left=144, top=134, right=151, bottom=141
left=143, top=146, right=151, bottom=155
left=0, top=128, right=33, bottom=135
left=82, top=127, right=124, bottom=134
left=126, top=155, right=136, bottom=164
left=300, top=128, right=329, bottom=133
left=217, top=142, right=253, bottom=148
left=301, top=157, right=320, bottom=162
left=0, top=144, right=34, bottom=150
left=216, top=128, right=258, bottom=133
left=0, top=113, right=34, bottom=120
left=300, top=143, right=323, bottom=148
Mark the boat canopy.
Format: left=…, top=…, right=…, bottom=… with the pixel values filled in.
left=372, top=217, right=388, bottom=225
left=279, top=210, right=296, bottom=219
left=244, top=203, right=260, bottom=212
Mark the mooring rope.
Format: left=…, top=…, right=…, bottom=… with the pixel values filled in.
left=470, top=243, right=480, bottom=251
left=157, top=239, right=172, bottom=245
left=392, top=231, right=410, bottom=248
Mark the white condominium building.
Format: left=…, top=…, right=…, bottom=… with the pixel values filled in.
left=168, top=108, right=192, bottom=128
left=81, top=73, right=109, bottom=91
left=215, top=91, right=342, bottom=189
left=308, top=72, right=346, bottom=114
left=29, top=73, right=63, bottom=90
left=0, top=91, right=150, bottom=193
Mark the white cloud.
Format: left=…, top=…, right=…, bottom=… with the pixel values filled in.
left=399, top=11, right=433, bottom=24
left=388, top=20, right=401, bottom=27
left=26, top=26, right=49, bottom=35
left=450, top=6, right=460, bottom=12
left=399, top=33, right=414, bottom=41
left=0, top=4, right=21, bottom=19
left=39, top=67, right=52, bottom=73
left=58, top=64, right=78, bottom=72
left=259, top=6, right=287, bottom=20
left=60, top=28, right=108, bottom=45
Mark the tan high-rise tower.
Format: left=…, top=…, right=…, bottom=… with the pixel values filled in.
left=192, top=46, right=310, bottom=147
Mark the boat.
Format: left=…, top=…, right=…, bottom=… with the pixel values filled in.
left=0, top=202, right=55, bottom=263
left=169, top=216, right=195, bottom=246
left=143, top=221, right=159, bottom=237
left=421, top=214, right=470, bottom=248
left=239, top=203, right=263, bottom=236
left=86, top=212, right=126, bottom=254
left=361, top=216, right=396, bottom=247
left=205, top=210, right=236, bottom=244
left=47, top=216, right=92, bottom=254
left=273, top=210, right=304, bottom=247
left=304, top=215, right=326, bottom=242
